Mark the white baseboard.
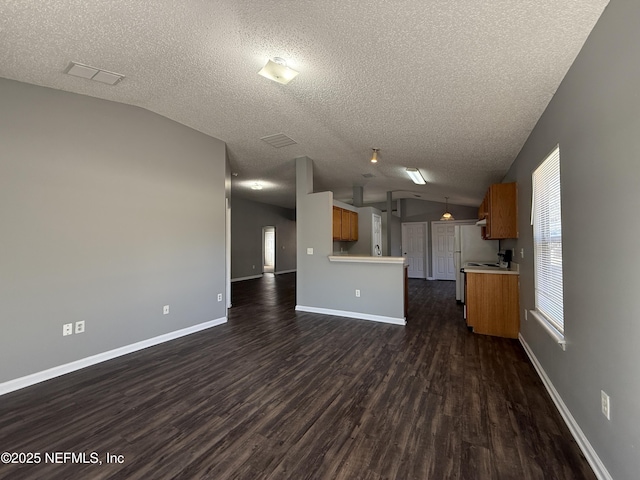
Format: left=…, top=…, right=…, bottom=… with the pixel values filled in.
left=275, top=269, right=296, bottom=275
left=427, top=277, right=435, bottom=280
left=0, top=317, right=227, bottom=397
left=231, top=274, right=263, bottom=282
left=295, top=305, right=405, bottom=326
left=518, top=334, right=612, bottom=480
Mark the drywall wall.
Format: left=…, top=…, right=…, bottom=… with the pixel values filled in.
left=230, top=195, right=296, bottom=279
left=0, top=78, right=228, bottom=384
left=502, top=0, right=639, bottom=477
left=296, top=158, right=404, bottom=321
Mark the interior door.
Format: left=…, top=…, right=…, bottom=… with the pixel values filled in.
left=402, top=223, right=426, bottom=279
left=432, top=223, right=456, bottom=280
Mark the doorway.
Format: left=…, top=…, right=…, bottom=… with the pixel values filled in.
left=262, top=226, right=275, bottom=273
left=401, top=222, right=427, bottom=279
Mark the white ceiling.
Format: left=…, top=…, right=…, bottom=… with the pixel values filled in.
left=0, top=0, right=609, bottom=209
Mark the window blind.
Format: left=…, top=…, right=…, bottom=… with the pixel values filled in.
left=532, top=146, right=564, bottom=332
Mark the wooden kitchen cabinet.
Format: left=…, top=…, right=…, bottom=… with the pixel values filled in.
left=466, top=272, right=520, bottom=338
left=478, top=182, right=518, bottom=239
left=333, top=206, right=358, bottom=241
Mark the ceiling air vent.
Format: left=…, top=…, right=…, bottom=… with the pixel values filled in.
left=65, top=62, right=124, bottom=85
left=260, top=133, right=297, bottom=148
left=362, top=173, right=375, bottom=178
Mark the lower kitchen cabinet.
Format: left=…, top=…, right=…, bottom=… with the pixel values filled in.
left=465, top=273, right=519, bottom=338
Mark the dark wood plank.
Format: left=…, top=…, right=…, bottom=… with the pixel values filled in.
left=0, top=274, right=596, bottom=480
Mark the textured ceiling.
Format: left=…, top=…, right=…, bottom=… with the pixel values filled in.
left=0, top=0, right=609, bottom=209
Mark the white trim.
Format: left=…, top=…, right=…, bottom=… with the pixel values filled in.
left=275, top=269, right=297, bottom=275
left=529, top=309, right=566, bottom=350
left=519, top=334, right=612, bottom=480
left=0, top=317, right=227, bottom=397
left=328, top=255, right=405, bottom=264
left=231, top=274, right=263, bottom=282
left=295, top=305, right=405, bottom=325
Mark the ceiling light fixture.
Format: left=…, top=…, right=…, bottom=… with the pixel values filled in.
left=440, top=197, right=455, bottom=221
left=406, top=167, right=426, bottom=185
left=258, top=57, right=299, bottom=85
left=251, top=182, right=263, bottom=190
left=370, top=148, right=380, bottom=163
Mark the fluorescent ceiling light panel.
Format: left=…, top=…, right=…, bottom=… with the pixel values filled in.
left=258, top=58, right=299, bottom=85
left=406, top=167, right=426, bottom=185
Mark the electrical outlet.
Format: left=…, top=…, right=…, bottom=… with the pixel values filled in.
left=217, top=293, right=223, bottom=302
left=355, top=289, right=361, bottom=297
left=163, top=305, right=170, bottom=315
left=63, top=323, right=73, bottom=336
left=601, top=390, right=611, bottom=420
left=75, top=321, right=85, bottom=334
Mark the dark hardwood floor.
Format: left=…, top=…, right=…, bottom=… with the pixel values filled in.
left=0, top=274, right=595, bottom=479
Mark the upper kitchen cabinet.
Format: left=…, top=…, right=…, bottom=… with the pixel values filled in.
left=333, top=206, right=358, bottom=242
left=478, top=182, right=518, bottom=239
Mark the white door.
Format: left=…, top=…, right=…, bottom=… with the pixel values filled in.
left=262, top=226, right=275, bottom=273
left=372, top=214, right=382, bottom=256
left=402, top=223, right=427, bottom=279
left=432, top=223, right=456, bottom=280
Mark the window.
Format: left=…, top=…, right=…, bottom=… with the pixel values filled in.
left=532, top=145, right=564, bottom=338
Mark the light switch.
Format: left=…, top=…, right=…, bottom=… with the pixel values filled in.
left=307, top=248, right=313, bottom=255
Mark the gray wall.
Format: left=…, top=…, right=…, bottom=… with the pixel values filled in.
left=502, top=0, right=639, bottom=477
left=0, top=78, right=228, bottom=383
left=296, top=158, right=404, bottom=320
left=401, top=198, right=478, bottom=224
left=231, top=195, right=296, bottom=279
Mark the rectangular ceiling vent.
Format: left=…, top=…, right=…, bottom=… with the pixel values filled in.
left=260, top=133, right=297, bottom=148
left=65, top=62, right=125, bottom=85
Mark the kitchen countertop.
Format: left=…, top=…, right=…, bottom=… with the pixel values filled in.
left=462, top=263, right=520, bottom=275
left=328, top=255, right=406, bottom=264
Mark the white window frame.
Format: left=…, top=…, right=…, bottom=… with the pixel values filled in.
left=530, top=145, right=566, bottom=350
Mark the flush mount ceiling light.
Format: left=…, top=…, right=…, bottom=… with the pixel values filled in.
left=405, top=167, right=426, bottom=185
left=251, top=182, right=263, bottom=190
left=258, top=57, right=299, bottom=85
left=440, top=197, right=455, bottom=221
left=370, top=149, right=380, bottom=164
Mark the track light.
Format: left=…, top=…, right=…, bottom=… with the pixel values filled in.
left=370, top=148, right=379, bottom=163
left=406, top=167, right=426, bottom=185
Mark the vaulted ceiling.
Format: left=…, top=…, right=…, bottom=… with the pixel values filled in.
left=0, top=0, right=609, bottom=208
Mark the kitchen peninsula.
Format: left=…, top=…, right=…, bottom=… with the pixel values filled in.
left=296, top=157, right=406, bottom=325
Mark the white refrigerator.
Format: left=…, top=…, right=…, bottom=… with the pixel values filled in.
left=454, top=225, right=499, bottom=302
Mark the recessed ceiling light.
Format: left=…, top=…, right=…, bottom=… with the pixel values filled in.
left=258, top=57, right=299, bottom=85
